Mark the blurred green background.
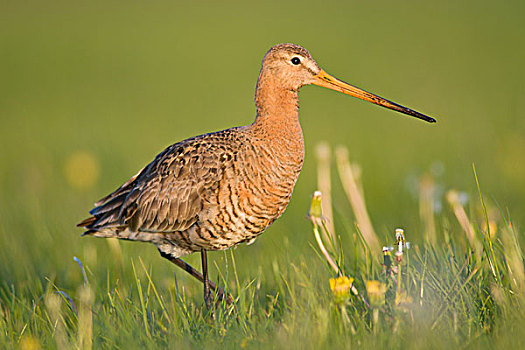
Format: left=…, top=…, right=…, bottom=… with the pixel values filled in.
left=1, top=0, right=524, bottom=288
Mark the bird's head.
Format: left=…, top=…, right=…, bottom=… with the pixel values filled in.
left=260, top=43, right=322, bottom=90
left=259, top=43, right=436, bottom=123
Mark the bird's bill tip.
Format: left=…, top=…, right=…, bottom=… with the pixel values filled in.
left=312, top=70, right=436, bottom=123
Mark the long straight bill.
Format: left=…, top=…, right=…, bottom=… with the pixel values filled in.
left=313, top=70, right=436, bottom=123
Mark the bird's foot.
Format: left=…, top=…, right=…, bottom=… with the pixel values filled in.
left=204, top=286, right=213, bottom=310
left=204, top=285, right=234, bottom=310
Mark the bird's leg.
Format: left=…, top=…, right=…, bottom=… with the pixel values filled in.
left=201, top=249, right=213, bottom=309
left=158, top=250, right=233, bottom=305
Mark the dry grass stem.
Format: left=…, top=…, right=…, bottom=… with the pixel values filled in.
left=77, top=285, right=93, bottom=350
left=45, top=293, right=69, bottom=350
left=446, top=190, right=481, bottom=255
left=502, top=224, right=525, bottom=302
left=315, top=142, right=336, bottom=249
left=335, top=146, right=380, bottom=254
left=309, top=191, right=340, bottom=275
left=419, top=173, right=437, bottom=244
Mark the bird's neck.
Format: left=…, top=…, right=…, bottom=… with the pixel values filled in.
left=248, top=71, right=305, bottom=183
left=252, top=73, right=303, bottom=144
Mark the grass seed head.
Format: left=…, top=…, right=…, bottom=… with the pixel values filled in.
left=308, top=191, right=324, bottom=223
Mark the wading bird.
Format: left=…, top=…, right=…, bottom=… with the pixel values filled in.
left=78, top=43, right=435, bottom=307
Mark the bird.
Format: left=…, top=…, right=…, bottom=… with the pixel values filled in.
left=78, top=43, right=435, bottom=308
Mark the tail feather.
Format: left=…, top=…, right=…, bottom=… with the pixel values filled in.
left=77, top=216, right=96, bottom=228
left=81, top=229, right=98, bottom=236
left=90, top=191, right=130, bottom=216
left=78, top=168, right=144, bottom=235
left=94, top=165, right=145, bottom=206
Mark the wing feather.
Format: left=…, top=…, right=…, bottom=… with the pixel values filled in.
left=78, top=129, right=240, bottom=236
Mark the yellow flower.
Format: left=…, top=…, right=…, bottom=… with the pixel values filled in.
left=366, top=280, right=387, bottom=307
left=329, top=276, right=354, bottom=304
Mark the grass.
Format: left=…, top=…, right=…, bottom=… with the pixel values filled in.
left=1, top=0, right=524, bottom=348
left=1, top=147, right=524, bottom=349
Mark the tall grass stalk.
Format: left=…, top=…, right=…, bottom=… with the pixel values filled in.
left=77, top=285, right=93, bottom=350
left=335, top=146, right=380, bottom=254
left=316, top=142, right=336, bottom=249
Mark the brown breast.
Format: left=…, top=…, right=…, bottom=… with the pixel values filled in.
left=182, top=125, right=304, bottom=251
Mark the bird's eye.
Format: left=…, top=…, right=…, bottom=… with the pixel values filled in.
left=291, top=57, right=301, bottom=65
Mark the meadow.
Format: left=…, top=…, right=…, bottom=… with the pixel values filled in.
left=1, top=0, right=524, bottom=348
